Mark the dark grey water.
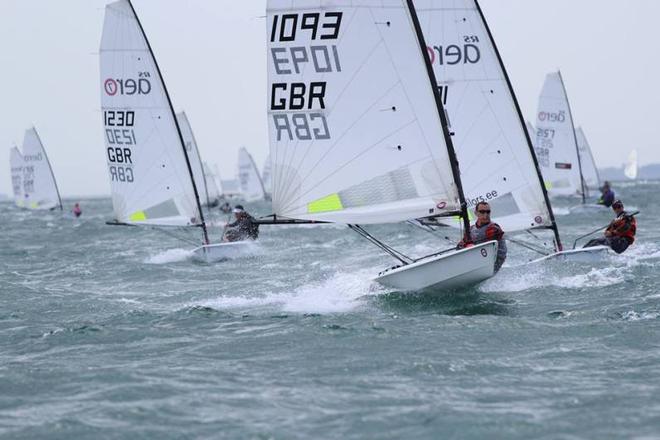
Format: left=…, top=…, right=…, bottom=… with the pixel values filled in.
left=1, top=181, right=659, bottom=439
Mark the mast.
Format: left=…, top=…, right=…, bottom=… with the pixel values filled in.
left=32, top=127, right=63, bottom=211
left=127, top=0, right=209, bottom=244
left=584, top=129, right=602, bottom=187
left=474, top=0, right=562, bottom=251
left=557, top=70, right=587, bottom=204
left=407, top=0, right=471, bottom=243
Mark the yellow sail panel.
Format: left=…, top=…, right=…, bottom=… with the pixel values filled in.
left=129, top=211, right=147, bottom=222
left=308, top=194, right=343, bottom=214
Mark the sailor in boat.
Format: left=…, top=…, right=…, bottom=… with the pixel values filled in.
left=457, top=202, right=507, bottom=272
left=223, top=205, right=259, bottom=242
left=219, top=201, right=232, bottom=214
left=72, top=202, right=82, bottom=218
left=597, top=181, right=615, bottom=207
left=583, top=200, right=636, bottom=254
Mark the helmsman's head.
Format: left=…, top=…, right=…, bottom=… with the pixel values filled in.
left=475, top=201, right=491, bottom=223
left=233, top=205, right=246, bottom=219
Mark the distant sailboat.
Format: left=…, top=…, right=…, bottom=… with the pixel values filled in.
left=203, top=162, right=222, bottom=205
left=237, top=147, right=266, bottom=202
left=262, top=154, right=272, bottom=198
left=11, top=128, right=62, bottom=210
left=624, top=150, right=638, bottom=180
left=535, top=72, right=587, bottom=202
left=9, top=146, right=24, bottom=208
left=264, top=0, right=498, bottom=292
left=575, top=127, right=601, bottom=191
left=100, top=0, right=253, bottom=262
left=176, top=111, right=212, bottom=207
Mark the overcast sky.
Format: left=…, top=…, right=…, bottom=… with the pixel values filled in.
left=1, top=0, right=658, bottom=197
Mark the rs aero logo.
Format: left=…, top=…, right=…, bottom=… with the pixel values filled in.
left=104, top=72, right=152, bottom=96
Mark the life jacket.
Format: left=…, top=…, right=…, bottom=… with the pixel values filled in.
left=606, top=212, right=636, bottom=244
left=470, top=221, right=504, bottom=243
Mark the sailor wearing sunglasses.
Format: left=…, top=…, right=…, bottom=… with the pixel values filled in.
left=458, top=201, right=507, bottom=272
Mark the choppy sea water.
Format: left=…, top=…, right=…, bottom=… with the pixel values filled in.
left=1, top=181, right=659, bottom=439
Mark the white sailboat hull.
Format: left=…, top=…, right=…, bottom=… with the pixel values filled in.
left=374, top=241, right=497, bottom=293
left=530, top=245, right=611, bottom=263
left=191, top=241, right=257, bottom=263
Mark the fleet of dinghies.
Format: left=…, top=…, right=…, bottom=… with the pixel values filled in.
left=4, top=0, right=638, bottom=293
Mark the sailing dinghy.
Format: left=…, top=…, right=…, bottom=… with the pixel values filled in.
left=265, top=0, right=497, bottom=293
left=100, top=0, right=253, bottom=263
left=11, top=127, right=63, bottom=211
left=262, top=154, right=272, bottom=199
left=569, top=126, right=608, bottom=212
left=535, top=72, right=587, bottom=202
left=624, top=150, right=638, bottom=180
left=416, top=1, right=609, bottom=263
left=176, top=111, right=215, bottom=207
left=237, top=147, right=267, bottom=202
left=576, top=127, right=600, bottom=191
left=9, top=147, right=24, bottom=208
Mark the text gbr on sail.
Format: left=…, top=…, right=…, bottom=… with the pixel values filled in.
left=270, top=12, right=342, bottom=141
left=104, top=110, right=135, bottom=183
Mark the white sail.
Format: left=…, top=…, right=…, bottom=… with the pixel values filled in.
left=203, top=162, right=221, bottom=203
left=237, top=147, right=266, bottom=202
left=20, top=128, right=62, bottom=210
left=262, top=154, right=272, bottom=195
left=10, top=146, right=24, bottom=208
left=100, top=0, right=202, bottom=227
left=624, top=149, right=638, bottom=180
left=417, top=0, right=554, bottom=233
left=535, top=72, right=584, bottom=197
left=176, top=111, right=210, bottom=206
left=267, top=0, right=461, bottom=224
left=575, top=127, right=600, bottom=190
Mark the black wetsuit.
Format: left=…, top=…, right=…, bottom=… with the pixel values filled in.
left=224, top=214, right=259, bottom=242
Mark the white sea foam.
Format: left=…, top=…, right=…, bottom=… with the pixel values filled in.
left=618, top=310, right=660, bottom=321
left=552, top=207, right=571, bottom=216
left=143, top=248, right=194, bottom=264
left=479, top=265, right=625, bottom=293
left=201, top=269, right=384, bottom=315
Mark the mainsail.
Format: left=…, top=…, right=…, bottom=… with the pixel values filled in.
left=9, top=147, right=24, bottom=208
left=624, top=150, right=638, bottom=180
left=267, top=0, right=465, bottom=225
left=20, top=128, right=62, bottom=210
left=575, top=127, right=600, bottom=190
left=176, top=111, right=210, bottom=206
left=237, top=147, right=266, bottom=202
left=100, top=0, right=207, bottom=242
left=535, top=72, right=586, bottom=200
left=416, top=0, right=559, bottom=240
